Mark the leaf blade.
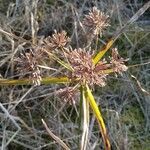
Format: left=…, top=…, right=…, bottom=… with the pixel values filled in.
left=0, top=77, right=71, bottom=85
left=93, top=39, right=114, bottom=65
left=84, top=84, right=111, bottom=150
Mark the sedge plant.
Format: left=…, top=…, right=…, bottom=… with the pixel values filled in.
left=0, top=3, right=150, bottom=150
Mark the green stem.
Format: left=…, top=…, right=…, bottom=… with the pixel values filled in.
left=0, top=77, right=71, bottom=85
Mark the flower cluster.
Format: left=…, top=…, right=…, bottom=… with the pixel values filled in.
left=16, top=51, right=42, bottom=85
left=110, top=48, right=128, bottom=75
left=65, top=48, right=108, bottom=87
left=65, top=48, right=127, bottom=87
left=43, top=30, right=70, bottom=50
left=83, top=7, right=110, bottom=36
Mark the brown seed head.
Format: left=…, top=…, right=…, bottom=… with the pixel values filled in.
left=44, top=30, right=70, bottom=50
left=110, top=48, right=128, bottom=75
left=66, top=48, right=109, bottom=86
left=83, top=7, right=110, bottom=36
left=16, top=51, right=42, bottom=86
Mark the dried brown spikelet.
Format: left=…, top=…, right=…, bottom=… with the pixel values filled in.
left=83, top=7, right=110, bottom=36
left=16, top=51, right=42, bottom=86
left=110, top=48, right=128, bottom=75
left=44, top=30, right=70, bottom=50
left=66, top=48, right=109, bottom=87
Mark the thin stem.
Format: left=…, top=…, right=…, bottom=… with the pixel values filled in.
left=0, top=77, right=71, bottom=85
left=80, top=86, right=89, bottom=150
left=42, top=119, right=70, bottom=150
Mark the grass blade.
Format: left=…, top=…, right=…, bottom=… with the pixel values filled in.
left=84, top=84, right=111, bottom=150
left=0, top=77, right=71, bottom=85
left=93, top=39, right=114, bottom=65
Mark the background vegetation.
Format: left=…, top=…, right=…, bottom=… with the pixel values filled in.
left=0, top=0, right=149, bottom=149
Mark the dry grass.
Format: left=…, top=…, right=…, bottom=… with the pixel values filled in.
left=0, top=0, right=150, bottom=150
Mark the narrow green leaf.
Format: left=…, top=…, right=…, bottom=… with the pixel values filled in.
left=0, top=77, right=71, bottom=85
left=93, top=39, right=114, bottom=65
left=84, top=84, right=111, bottom=150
